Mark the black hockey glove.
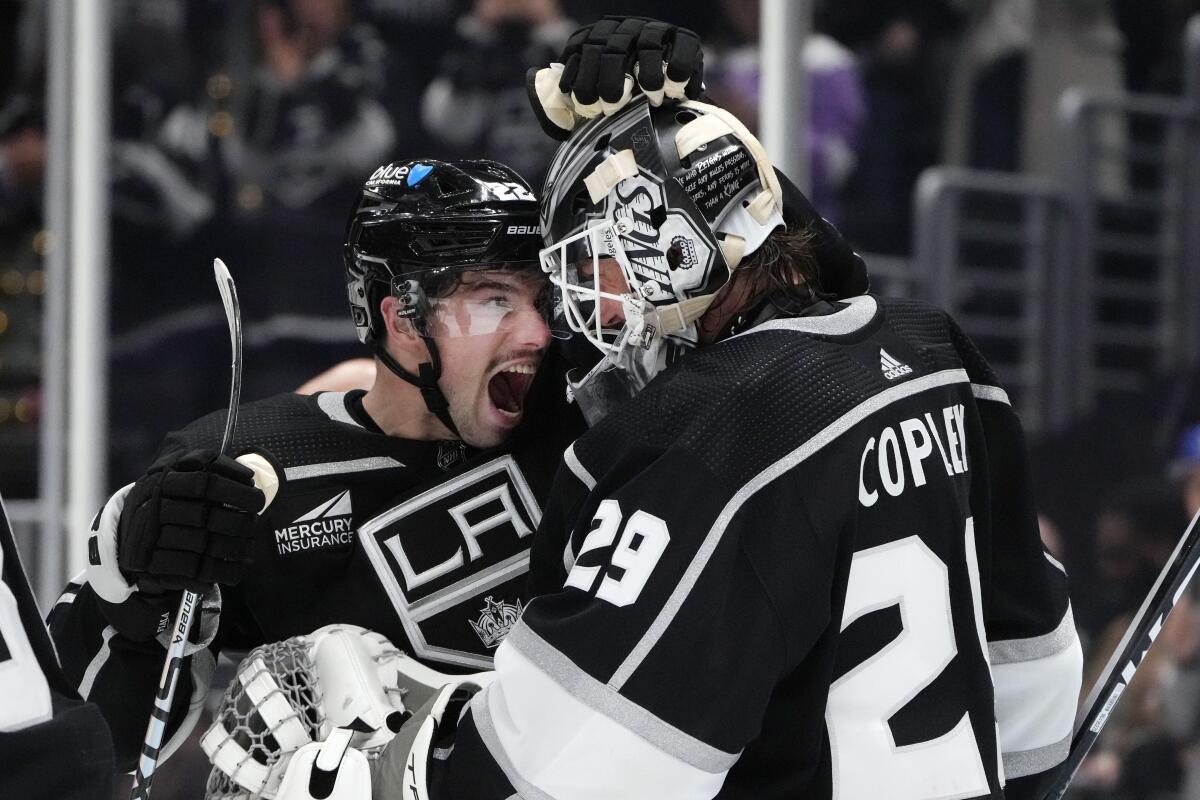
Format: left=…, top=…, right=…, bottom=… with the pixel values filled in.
left=117, top=449, right=264, bottom=595
left=527, top=16, right=704, bottom=140
left=776, top=168, right=870, bottom=299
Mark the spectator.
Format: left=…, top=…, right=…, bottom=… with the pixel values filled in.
left=703, top=0, right=867, bottom=226
left=819, top=0, right=964, bottom=254
left=420, top=0, right=573, bottom=187
left=1169, top=422, right=1200, bottom=517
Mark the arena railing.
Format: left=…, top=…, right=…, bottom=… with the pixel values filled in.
left=912, top=166, right=1075, bottom=435
left=1058, top=87, right=1200, bottom=418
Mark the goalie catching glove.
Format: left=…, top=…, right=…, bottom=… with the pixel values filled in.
left=202, top=624, right=489, bottom=800
left=527, top=16, right=704, bottom=139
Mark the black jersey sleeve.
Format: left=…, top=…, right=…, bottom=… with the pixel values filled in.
left=45, top=422, right=227, bottom=771
left=0, top=496, right=115, bottom=799
left=951, top=317, right=1082, bottom=798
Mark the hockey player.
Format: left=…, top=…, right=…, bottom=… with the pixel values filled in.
left=46, top=158, right=587, bottom=773
left=0, top=492, right=114, bottom=798
left=378, top=57, right=1084, bottom=800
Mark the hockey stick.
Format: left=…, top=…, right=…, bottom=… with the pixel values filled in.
left=1043, top=506, right=1200, bottom=799
left=129, top=259, right=243, bottom=800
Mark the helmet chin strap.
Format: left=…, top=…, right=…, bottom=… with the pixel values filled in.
left=375, top=339, right=462, bottom=439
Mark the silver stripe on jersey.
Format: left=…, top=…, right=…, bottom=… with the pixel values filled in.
left=284, top=456, right=405, bottom=481
left=505, top=622, right=740, bottom=772
left=971, top=383, right=1012, bottom=406
left=1045, top=551, right=1066, bottom=574
left=610, top=368, right=973, bottom=689
left=78, top=625, right=118, bottom=699
left=988, top=604, right=1079, bottom=666
left=736, top=294, right=878, bottom=337
left=408, top=551, right=530, bottom=622
left=1002, top=731, right=1071, bottom=779
left=563, top=442, right=596, bottom=490
left=317, top=391, right=360, bottom=427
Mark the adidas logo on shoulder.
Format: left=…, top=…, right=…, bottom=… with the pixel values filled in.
left=881, top=348, right=913, bottom=381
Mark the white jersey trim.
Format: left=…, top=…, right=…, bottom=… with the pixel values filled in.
left=316, top=391, right=360, bottom=427
left=505, top=621, right=739, bottom=771
left=737, top=294, right=877, bottom=338
left=610, top=368, right=972, bottom=689
left=78, top=625, right=118, bottom=699
left=562, top=441, right=595, bottom=490
left=992, top=612, right=1082, bottom=768
left=471, top=625, right=732, bottom=800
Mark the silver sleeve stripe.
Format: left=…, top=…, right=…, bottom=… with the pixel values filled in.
left=970, top=383, right=1011, bottom=406
left=562, top=539, right=576, bottom=577
left=610, top=368, right=973, bottom=690
left=988, top=605, right=1078, bottom=666
left=1044, top=551, right=1066, bottom=574
left=1002, top=731, right=1071, bottom=779
left=562, top=441, right=596, bottom=490
left=77, top=625, right=118, bottom=699
left=316, top=391, right=359, bottom=426
left=283, top=456, right=405, bottom=481
left=506, top=622, right=740, bottom=772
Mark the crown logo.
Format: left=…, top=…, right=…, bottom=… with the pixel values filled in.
left=469, top=595, right=524, bottom=649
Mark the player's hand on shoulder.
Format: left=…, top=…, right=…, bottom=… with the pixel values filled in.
left=527, top=15, right=704, bottom=140
left=118, top=448, right=265, bottom=594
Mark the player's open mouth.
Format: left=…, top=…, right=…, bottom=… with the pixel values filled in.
left=487, top=363, right=537, bottom=418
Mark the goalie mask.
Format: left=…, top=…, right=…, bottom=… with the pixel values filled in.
left=538, top=96, right=784, bottom=420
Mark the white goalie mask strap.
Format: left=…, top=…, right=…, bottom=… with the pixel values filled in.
left=584, top=149, right=639, bottom=204
left=675, top=101, right=785, bottom=266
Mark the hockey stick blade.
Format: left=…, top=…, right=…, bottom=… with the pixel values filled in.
left=129, top=259, right=244, bottom=800
left=1044, top=505, right=1200, bottom=799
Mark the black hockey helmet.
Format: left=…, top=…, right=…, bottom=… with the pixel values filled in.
left=343, top=158, right=544, bottom=348
left=342, top=159, right=545, bottom=437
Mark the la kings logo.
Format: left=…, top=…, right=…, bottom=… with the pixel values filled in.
left=275, top=490, right=355, bottom=555
left=359, top=455, right=541, bottom=669
left=469, top=596, right=524, bottom=648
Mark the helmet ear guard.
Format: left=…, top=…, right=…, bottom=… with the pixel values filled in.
left=391, top=278, right=428, bottom=323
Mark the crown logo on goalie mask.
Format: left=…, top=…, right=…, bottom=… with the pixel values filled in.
left=469, top=595, right=523, bottom=648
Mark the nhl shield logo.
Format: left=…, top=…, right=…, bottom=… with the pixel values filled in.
left=469, top=595, right=524, bottom=648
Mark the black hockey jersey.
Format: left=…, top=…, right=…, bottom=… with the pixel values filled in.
left=0, top=494, right=114, bottom=799
left=48, top=365, right=583, bottom=771
left=443, top=295, right=1083, bottom=799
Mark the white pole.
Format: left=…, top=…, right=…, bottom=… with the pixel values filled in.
left=66, top=0, right=110, bottom=578
left=38, top=0, right=71, bottom=604
left=760, top=0, right=811, bottom=193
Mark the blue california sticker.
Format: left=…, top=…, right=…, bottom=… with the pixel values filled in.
left=407, top=163, right=434, bottom=187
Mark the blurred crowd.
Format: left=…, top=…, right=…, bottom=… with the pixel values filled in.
left=3, top=0, right=1200, bottom=796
